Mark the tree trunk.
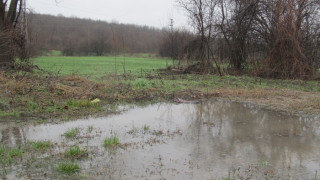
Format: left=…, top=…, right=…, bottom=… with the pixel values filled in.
left=0, top=0, right=21, bottom=68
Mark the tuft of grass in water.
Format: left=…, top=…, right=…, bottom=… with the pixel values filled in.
left=32, top=141, right=52, bottom=151
left=64, top=146, right=87, bottom=159
left=104, top=136, right=120, bottom=147
left=64, top=128, right=80, bottom=139
left=58, top=162, right=80, bottom=174
left=142, top=124, right=150, bottom=132
left=87, top=126, right=94, bottom=133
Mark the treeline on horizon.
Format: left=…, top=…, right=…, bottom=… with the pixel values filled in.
left=30, top=14, right=170, bottom=56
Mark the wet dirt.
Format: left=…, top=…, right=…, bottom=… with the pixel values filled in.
left=1, top=100, right=320, bottom=179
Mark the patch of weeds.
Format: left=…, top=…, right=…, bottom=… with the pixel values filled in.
left=58, top=162, right=80, bottom=174
left=8, top=148, right=23, bottom=158
left=45, top=106, right=60, bottom=113
left=65, top=99, right=97, bottom=109
left=0, top=146, right=23, bottom=165
left=132, top=78, right=150, bottom=89
left=0, top=110, right=22, bottom=118
left=104, top=136, right=120, bottom=147
left=28, top=101, right=40, bottom=111
left=64, top=128, right=80, bottom=139
left=32, top=141, right=52, bottom=151
left=64, top=146, right=87, bottom=159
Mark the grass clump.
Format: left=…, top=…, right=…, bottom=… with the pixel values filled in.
left=87, top=126, right=94, bottom=133
left=0, top=110, right=22, bottom=118
left=65, top=99, right=96, bottom=109
left=64, top=128, right=80, bottom=139
left=58, top=162, right=80, bottom=174
left=0, top=146, right=23, bottom=165
left=142, top=124, right=150, bottom=132
left=32, top=141, right=52, bottom=151
left=104, top=136, right=120, bottom=147
left=64, top=146, right=87, bottom=159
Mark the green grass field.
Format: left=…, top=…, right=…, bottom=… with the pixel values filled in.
left=34, top=56, right=171, bottom=77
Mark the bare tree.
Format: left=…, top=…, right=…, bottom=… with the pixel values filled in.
left=217, top=0, right=259, bottom=70
left=179, top=0, right=320, bottom=78
left=255, top=0, right=320, bottom=78
left=0, top=0, right=22, bottom=68
left=178, top=0, right=222, bottom=75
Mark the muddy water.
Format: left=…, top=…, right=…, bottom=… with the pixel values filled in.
left=1, top=100, right=320, bottom=179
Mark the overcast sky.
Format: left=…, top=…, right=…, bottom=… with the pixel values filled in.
left=27, top=0, right=189, bottom=29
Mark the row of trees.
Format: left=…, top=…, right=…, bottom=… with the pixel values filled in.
left=173, top=0, right=320, bottom=78
left=31, top=14, right=166, bottom=56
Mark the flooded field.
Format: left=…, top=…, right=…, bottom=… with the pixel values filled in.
left=1, top=100, right=320, bottom=179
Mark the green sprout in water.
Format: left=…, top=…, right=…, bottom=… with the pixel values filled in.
left=0, top=146, right=23, bottom=165
left=64, top=128, right=80, bottom=139
left=104, top=136, right=120, bottom=147
left=64, top=146, right=87, bottom=159
left=58, top=162, right=80, bottom=174
left=142, top=124, right=150, bottom=132
left=87, top=126, right=94, bottom=133
left=32, top=141, right=52, bottom=151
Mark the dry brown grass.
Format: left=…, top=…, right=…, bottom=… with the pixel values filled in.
left=214, top=88, right=320, bottom=115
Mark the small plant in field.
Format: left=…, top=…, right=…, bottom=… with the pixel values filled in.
left=65, top=146, right=87, bottom=159
left=64, top=128, right=80, bottom=139
left=142, top=124, right=149, bottom=132
left=104, top=136, right=120, bottom=147
left=32, top=141, right=52, bottom=151
left=58, top=162, right=80, bottom=174
left=133, top=79, right=150, bottom=89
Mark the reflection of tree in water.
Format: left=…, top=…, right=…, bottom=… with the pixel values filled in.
left=185, top=100, right=320, bottom=174
left=0, top=123, right=27, bottom=147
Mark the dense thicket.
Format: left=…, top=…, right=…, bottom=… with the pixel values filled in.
left=31, top=14, right=166, bottom=56
left=176, top=0, right=320, bottom=79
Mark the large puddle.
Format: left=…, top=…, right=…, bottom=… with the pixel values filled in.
left=1, top=100, right=320, bottom=179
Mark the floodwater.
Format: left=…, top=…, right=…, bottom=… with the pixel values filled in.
left=1, top=100, right=320, bottom=179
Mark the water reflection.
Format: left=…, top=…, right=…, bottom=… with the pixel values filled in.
left=185, top=101, right=320, bottom=178
left=0, top=100, right=319, bottom=179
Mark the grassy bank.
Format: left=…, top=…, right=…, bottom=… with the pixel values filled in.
left=0, top=55, right=319, bottom=121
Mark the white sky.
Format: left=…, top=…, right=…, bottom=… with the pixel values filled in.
left=27, top=0, right=189, bottom=29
